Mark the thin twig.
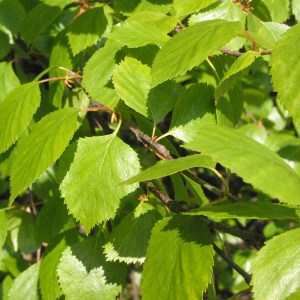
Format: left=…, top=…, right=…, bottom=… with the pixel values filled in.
left=206, top=219, right=265, bottom=249
left=213, top=244, right=252, bottom=285
left=221, top=47, right=272, bottom=57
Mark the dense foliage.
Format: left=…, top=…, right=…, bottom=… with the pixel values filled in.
left=1, top=0, right=300, bottom=299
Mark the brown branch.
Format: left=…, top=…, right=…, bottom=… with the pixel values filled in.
left=206, top=219, right=265, bottom=249
left=221, top=47, right=272, bottom=57
left=213, top=244, right=252, bottom=285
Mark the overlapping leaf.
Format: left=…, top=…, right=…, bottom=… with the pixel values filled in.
left=174, top=0, right=216, bottom=16
left=0, top=82, right=40, bottom=155
left=113, top=57, right=151, bottom=117
left=67, top=7, right=108, bottom=55
left=188, top=201, right=300, bottom=220
left=270, top=23, right=300, bottom=124
left=104, top=202, right=161, bottom=264
left=57, top=236, right=126, bottom=300
left=142, top=216, right=213, bottom=300
left=60, top=135, right=141, bottom=233
left=184, top=125, right=300, bottom=205
left=0, top=210, right=7, bottom=248
left=251, top=227, right=300, bottom=300
left=123, top=154, right=214, bottom=185
left=10, top=108, right=79, bottom=203
left=109, top=12, right=177, bottom=47
left=151, top=19, right=242, bottom=87
left=169, top=83, right=216, bottom=142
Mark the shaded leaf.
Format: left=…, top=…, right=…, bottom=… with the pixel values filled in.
left=215, top=51, right=261, bottom=99
left=8, top=263, right=40, bottom=300
left=10, top=108, right=79, bottom=203
left=251, top=227, right=300, bottom=300
left=123, top=154, right=214, bottom=185
left=142, top=216, right=213, bottom=300
left=262, top=0, right=289, bottom=22
left=60, top=135, right=140, bottom=233
left=270, top=23, right=300, bottom=124
left=151, top=19, right=242, bottom=87
left=169, top=83, right=216, bottom=142
left=0, top=83, right=40, bottom=155
left=188, top=201, right=300, bottom=220
left=148, top=81, right=184, bottom=125
left=104, top=202, right=161, bottom=264
left=57, top=236, right=126, bottom=300
left=113, top=57, right=151, bottom=117
left=109, top=12, right=177, bottom=47
left=184, top=125, right=300, bottom=205
left=67, top=7, right=108, bottom=55
left=82, top=39, right=123, bottom=109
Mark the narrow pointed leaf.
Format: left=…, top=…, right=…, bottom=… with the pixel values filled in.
left=8, top=263, right=40, bottom=300
left=104, top=202, right=161, bottom=264
left=10, top=108, right=79, bottom=203
left=109, top=12, right=177, bottom=47
left=113, top=57, right=151, bottom=117
left=251, top=227, right=300, bottom=300
left=169, top=83, right=216, bottom=142
left=57, top=236, right=126, bottom=300
left=123, top=154, right=214, bottom=185
left=0, top=210, right=8, bottom=248
left=188, top=201, right=300, bottom=220
left=142, top=216, right=213, bottom=300
left=151, top=19, right=242, bottom=87
left=0, top=82, right=40, bottom=155
left=60, top=135, right=140, bottom=233
left=67, top=7, right=108, bottom=55
left=215, top=51, right=261, bottom=99
left=184, top=125, right=300, bottom=205
left=270, top=23, right=300, bottom=124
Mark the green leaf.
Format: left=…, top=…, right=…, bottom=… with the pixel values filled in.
left=0, top=210, right=8, bottom=249
left=184, top=125, right=300, bottom=205
left=39, top=231, right=79, bottom=300
left=169, top=83, right=216, bottom=142
left=0, top=26, right=11, bottom=59
left=270, top=23, right=300, bottom=124
left=189, top=0, right=246, bottom=25
left=10, top=107, right=79, bottom=203
left=0, top=0, right=26, bottom=35
left=8, top=263, right=40, bottom=300
left=215, top=51, right=261, bottom=99
left=113, top=57, right=151, bottom=117
left=67, top=7, right=108, bottom=56
left=6, top=210, right=37, bottom=253
left=262, top=0, right=289, bottom=22
left=148, top=81, right=184, bottom=125
left=104, top=202, right=161, bottom=264
left=57, top=236, right=126, bottom=300
left=123, top=154, right=214, bottom=185
left=292, top=0, right=300, bottom=22
left=0, top=82, right=40, bottom=155
left=251, top=227, right=300, bottom=300
left=0, top=62, right=20, bottom=104
left=20, top=1, right=65, bottom=44
left=247, top=12, right=289, bottom=49
left=174, top=0, right=216, bottom=16
left=109, top=12, right=177, bottom=47
left=60, top=135, right=141, bottom=233
left=151, top=19, right=242, bottom=87
left=142, top=216, right=213, bottom=300
left=188, top=201, right=300, bottom=220
left=82, top=39, right=123, bottom=109
left=0, top=275, right=13, bottom=300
